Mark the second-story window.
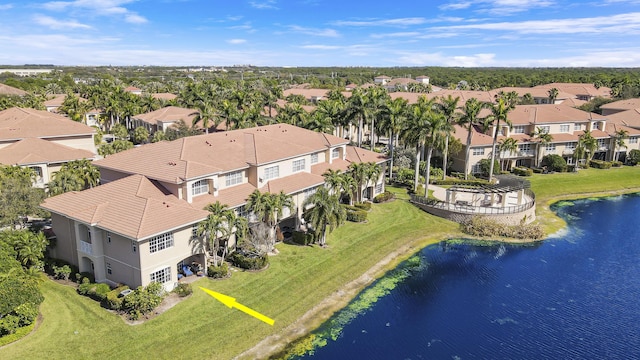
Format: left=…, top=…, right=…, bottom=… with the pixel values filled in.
left=292, top=159, right=305, bottom=172
left=545, top=144, right=556, bottom=152
left=560, top=125, right=570, bottom=133
left=538, top=126, right=550, bottom=134
left=310, top=153, right=319, bottom=164
left=225, top=170, right=243, bottom=187
left=574, top=123, right=582, bottom=131
left=629, top=137, right=638, bottom=144
left=512, top=125, right=525, bottom=134
left=149, top=232, right=173, bottom=253
left=191, top=179, right=209, bottom=196
left=472, top=147, right=485, bottom=156
left=331, top=148, right=340, bottom=159
left=264, top=165, right=279, bottom=181
left=597, top=139, right=607, bottom=148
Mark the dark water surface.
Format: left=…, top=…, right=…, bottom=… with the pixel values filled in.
left=297, top=194, right=640, bottom=359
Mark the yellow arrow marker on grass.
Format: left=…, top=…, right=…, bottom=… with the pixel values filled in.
left=199, top=287, right=275, bottom=326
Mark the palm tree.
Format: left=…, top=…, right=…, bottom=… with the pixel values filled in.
left=47, top=170, right=84, bottom=196
left=341, top=173, right=358, bottom=206
left=486, top=93, right=516, bottom=182
left=403, top=96, right=448, bottom=196
left=312, top=99, right=343, bottom=135
left=343, top=88, right=370, bottom=147
left=457, top=98, right=488, bottom=179
left=191, top=101, right=220, bottom=134
left=533, top=127, right=554, bottom=167
left=547, top=87, right=559, bottom=104
left=438, top=95, right=460, bottom=180
left=348, top=162, right=381, bottom=203
left=302, top=187, right=346, bottom=247
left=613, top=129, right=629, bottom=162
left=380, top=97, right=408, bottom=179
left=581, top=129, right=599, bottom=163
left=198, top=202, right=237, bottom=267
left=365, top=86, right=389, bottom=149
left=245, top=190, right=293, bottom=252
left=498, top=137, right=519, bottom=171
left=322, top=169, right=344, bottom=195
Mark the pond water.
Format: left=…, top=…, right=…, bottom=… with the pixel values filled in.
left=292, top=194, right=640, bottom=359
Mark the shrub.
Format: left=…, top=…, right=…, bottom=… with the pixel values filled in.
left=354, top=202, right=372, bottom=211
left=460, top=216, right=544, bottom=240
left=429, top=167, right=444, bottom=180
left=512, top=167, right=533, bottom=176
left=589, top=159, right=612, bottom=169
left=628, top=149, right=640, bottom=165
left=373, top=191, right=395, bottom=203
left=478, top=158, right=500, bottom=176
left=173, top=283, right=193, bottom=297
left=122, top=282, right=165, bottom=320
left=346, top=209, right=367, bottom=222
left=52, top=265, right=71, bottom=281
left=541, top=154, right=567, bottom=172
left=228, top=252, right=269, bottom=270
left=395, top=168, right=415, bottom=185
left=77, top=277, right=93, bottom=295
left=0, top=315, right=20, bottom=336
left=291, top=231, right=314, bottom=245
left=91, top=283, right=111, bottom=302
left=612, top=161, right=623, bottom=167
left=207, top=262, right=230, bottom=279
left=105, top=286, right=130, bottom=310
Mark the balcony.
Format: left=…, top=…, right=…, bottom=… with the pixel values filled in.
left=518, top=150, right=534, bottom=157
left=563, top=149, right=575, bottom=155
left=79, top=240, right=93, bottom=255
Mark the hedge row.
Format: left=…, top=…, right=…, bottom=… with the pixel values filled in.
left=342, top=204, right=368, bottom=222
left=460, top=216, right=544, bottom=240
left=512, top=167, right=533, bottom=176
left=373, top=191, right=395, bottom=203
left=228, top=252, right=269, bottom=270
left=589, top=159, right=613, bottom=169
left=291, top=231, right=315, bottom=245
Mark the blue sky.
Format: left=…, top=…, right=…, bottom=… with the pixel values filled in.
left=1, top=0, right=640, bottom=67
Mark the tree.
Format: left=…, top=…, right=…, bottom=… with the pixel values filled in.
left=191, top=101, right=220, bottom=134
left=365, top=86, right=390, bottom=149
left=533, top=127, right=554, bottom=167
left=613, top=129, right=629, bottom=162
left=133, top=126, right=150, bottom=145
left=486, top=93, right=516, bottom=182
left=498, top=137, right=519, bottom=171
left=380, top=97, right=408, bottom=179
left=343, top=88, right=370, bottom=147
left=541, top=154, right=567, bottom=172
left=151, top=130, right=166, bottom=143
left=0, top=167, right=46, bottom=228
left=302, top=187, right=346, bottom=247
left=347, top=162, right=381, bottom=203
left=457, top=98, right=488, bottom=179
left=197, top=202, right=244, bottom=267
left=245, top=190, right=293, bottom=253
left=438, top=95, right=460, bottom=180
left=576, top=129, right=598, bottom=164
left=547, top=87, right=559, bottom=103
left=322, top=169, right=344, bottom=195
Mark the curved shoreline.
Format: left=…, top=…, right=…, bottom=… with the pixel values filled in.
left=236, top=188, right=640, bottom=359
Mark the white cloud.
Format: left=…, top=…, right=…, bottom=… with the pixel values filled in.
left=434, top=12, right=640, bottom=34
left=332, top=17, right=428, bottom=27
left=0, top=4, right=13, bottom=10
left=370, top=32, right=422, bottom=39
left=227, top=39, right=247, bottom=44
left=249, top=0, right=278, bottom=9
left=300, top=45, right=341, bottom=50
left=33, top=14, right=92, bottom=29
left=41, top=0, right=147, bottom=24
left=287, top=25, right=340, bottom=37
left=439, top=2, right=472, bottom=10
left=125, top=13, right=148, bottom=24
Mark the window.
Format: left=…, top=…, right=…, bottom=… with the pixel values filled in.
left=593, top=122, right=601, bottom=130
left=565, top=142, right=576, bottom=150
left=191, top=225, right=199, bottom=239
left=512, top=125, right=525, bottom=134
left=191, top=179, right=209, bottom=196
left=597, top=139, right=607, bottom=148
left=310, top=153, right=319, bottom=164
left=560, top=125, right=570, bottom=133
left=545, top=144, right=556, bottom=153
left=303, top=187, right=317, bottom=200
left=292, top=159, right=305, bottom=172
left=150, top=267, right=171, bottom=284
left=472, top=148, right=485, bottom=156
left=106, top=232, right=111, bottom=243
left=538, top=126, right=550, bottom=134
left=574, top=123, right=582, bottom=131
left=235, top=206, right=248, bottom=219
left=471, top=164, right=481, bottom=174
left=629, top=137, right=638, bottom=144
left=519, top=144, right=532, bottom=153
left=375, top=182, right=383, bottom=195
left=29, top=166, right=43, bottom=178
left=225, top=170, right=243, bottom=187
left=331, top=148, right=340, bottom=159
left=149, top=232, right=173, bottom=253
left=131, top=240, right=137, bottom=253
left=264, top=165, right=279, bottom=181
left=106, top=263, right=112, bottom=275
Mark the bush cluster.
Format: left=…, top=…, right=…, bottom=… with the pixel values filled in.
left=291, top=231, right=314, bottom=245
left=512, top=167, right=533, bottom=176
left=342, top=205, right=368, bottom=222
left=460, top=216, right=544, bottom=240
left=541, top=154, right=567, bottom=172
left=589, top=159, right=613, bottom=169
left=122, top=282, right=165, bottom=320
left=105, top=285, right=130, bottom=311
left=173, top=283, right=193, bottom=297
left=354, top=202, right=372, bottom=211
left=207, top=262, right=230, bottom=279
left=77, top=278, right=111, bottom=302
left=228, top=252, right=269, bottom=270
left=373, top=191, right=395, bottom=203
left=628, top=149, right=640, bottom=165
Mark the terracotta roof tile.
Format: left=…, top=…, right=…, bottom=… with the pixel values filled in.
left=191, top=182, right=257, bottom=210
left=0, top=84, right=27, bottom=96
left=607, top=109, right=640, bottom=128
left=0, top=138, right=95, bottom=165
left=507, top=104, right=603, bottom=125
left=41, top=175, right=208, bottom=240
left=600, top=98, right=640, bottom=111
left=132, top=106, right=198, bottom=126
left=0, top=107, right=96, bottom=140
left=259, top=171, right=324, bottom=194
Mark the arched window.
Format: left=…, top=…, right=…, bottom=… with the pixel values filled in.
left=191, top=179, right=209, bottom=196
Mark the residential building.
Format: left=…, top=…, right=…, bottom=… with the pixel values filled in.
left=600, top=98, right=640, bottom=116
left=0, top=107, right=97, bottom=186
left=41, top=124, right=387, bottom=291
left=130, top=106, right=205, bottom=133
left=0, top=83, right=28, bottom=96
left=532, top=83, right=611, bottom=102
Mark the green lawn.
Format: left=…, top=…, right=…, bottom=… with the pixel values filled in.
left=0, top=192, right=458, bottom=360
left=529, top=166, right=640, bottom=234
left=3, top=169, right=639, bottom=359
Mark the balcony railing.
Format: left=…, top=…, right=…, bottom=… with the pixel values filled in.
left=79, top=240, right=93, bottom=255
left=518, top=150, right=534, bottom=157
left=410, top=190, right=535, bottom=216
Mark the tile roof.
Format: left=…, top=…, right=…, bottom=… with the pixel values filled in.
left=600, top=98, right=640, bottom=111
left=41, top=174, right=208, bottom=240
left=345, top=145, right=388, bottom=164
left=132, top=106, right=198, bottom=126
left=0, top=83, right=27, bottom=96
left=390, top=90, right=498, bottom=105
left=0, top=138, right=95, bottom=165
left=259, top=171, right=324, bottom=194
left=191, top=182, right=257, bottom=210
left=151, top=93, right=177, bottom=101
left=494, top=87, right=575, bottom=100
left=607, top=108, right=640, bottom=128
left=533, top=83, right=611, bottom=98
left=506, top=104, right=603, bottom=125
left=0, top=107, right=96, bottom=140
left=94, top=124, right=349, bottom=184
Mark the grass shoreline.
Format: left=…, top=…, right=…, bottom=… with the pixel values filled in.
left=1, top=168, right=639, bottom=359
